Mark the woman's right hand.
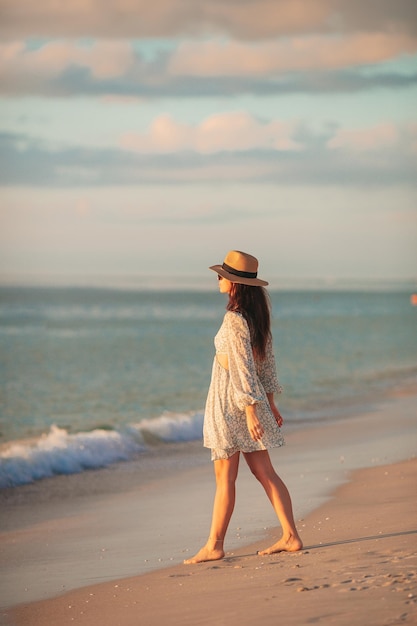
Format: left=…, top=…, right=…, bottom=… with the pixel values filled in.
left=245, top=404, right=264, bottom=441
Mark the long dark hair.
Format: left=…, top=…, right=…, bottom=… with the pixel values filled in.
left=227, top=284, right=271, bottom=360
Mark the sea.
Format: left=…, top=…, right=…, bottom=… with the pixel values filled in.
left=1, top=286, right=416, bottom=489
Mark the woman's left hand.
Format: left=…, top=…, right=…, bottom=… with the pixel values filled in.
left=266, top=393, right=284, bottom=428
left=271, top=403, right=284, bottom=428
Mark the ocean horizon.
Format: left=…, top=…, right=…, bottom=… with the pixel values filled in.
left=0, top=273, right=416, bottom=292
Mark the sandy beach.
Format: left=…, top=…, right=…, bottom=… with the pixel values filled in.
left=1, top=387, right=417, bottom=625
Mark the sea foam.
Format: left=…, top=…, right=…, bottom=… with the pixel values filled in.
left=0, top=412, right=204, bottom=489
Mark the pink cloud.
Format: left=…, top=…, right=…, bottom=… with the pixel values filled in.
left=119, top=112, right=302, bottom=154
left=168, top=33, right=417, bottom=77
left=0, top=0, right=416, bottom=39
left=0, top=40, right=134, bottom=81
left=327, top=123, right=399, bottom=151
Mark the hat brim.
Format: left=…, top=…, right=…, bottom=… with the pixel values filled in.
left=209, top=265, right=268, bottom=286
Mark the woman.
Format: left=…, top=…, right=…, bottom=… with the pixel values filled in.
left=184, top=250, right=302, bottom=564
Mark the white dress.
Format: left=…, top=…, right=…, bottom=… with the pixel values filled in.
left=203, top=311, right=285, bottom=460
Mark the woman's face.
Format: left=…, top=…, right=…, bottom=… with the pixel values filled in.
left=217, top=275, right=234, bottom=294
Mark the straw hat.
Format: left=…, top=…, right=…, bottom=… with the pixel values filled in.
left=209, top=250, right=268, bottom=286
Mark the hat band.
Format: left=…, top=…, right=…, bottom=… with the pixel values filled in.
left=222, top=262, right=257, bottom=279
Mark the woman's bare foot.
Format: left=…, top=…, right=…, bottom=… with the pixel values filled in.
left=258, top=534, right=303, bottom=556
left=184, top=542, right=225, bottom=564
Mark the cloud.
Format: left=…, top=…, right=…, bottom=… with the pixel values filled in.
left=0, top=0, right=416, bottom=40
left=120, top=112, right=302, bottom=154
left=168, top=34, right=417, bottom=76
left=0, top=40, right=135, bottom=87
left=1, top=37, right=416, bottom=98
left=1, top=120, right=415, bottom=187
left=327, top=123, right=398, bottom=151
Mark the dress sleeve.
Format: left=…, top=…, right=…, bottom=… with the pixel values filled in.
left=256, top=335, right=283, bottom=394
left=225, top=312, right=264, bottom=411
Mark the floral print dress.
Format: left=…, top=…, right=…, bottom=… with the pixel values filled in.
left=203, top=311, right=285, bottom=461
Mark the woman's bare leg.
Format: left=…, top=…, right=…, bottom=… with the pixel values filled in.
left=184, top=452, right=240, bottom=564
left=243, top=450, right=303, bottom=554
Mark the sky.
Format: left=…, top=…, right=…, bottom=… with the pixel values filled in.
left=0, top=0, right=416, bottom=290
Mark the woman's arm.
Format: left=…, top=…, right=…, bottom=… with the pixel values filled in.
left=226, top=312, right=263, bottom=410
left=245, top=392, right=283, bottom=441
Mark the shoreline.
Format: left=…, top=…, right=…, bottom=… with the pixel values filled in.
left=6, top=457, right=417, bottom=626
left=0, top=387, right=416, bottom=619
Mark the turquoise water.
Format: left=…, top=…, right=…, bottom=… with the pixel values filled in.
left=0, top=287, right=416, bottom=486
